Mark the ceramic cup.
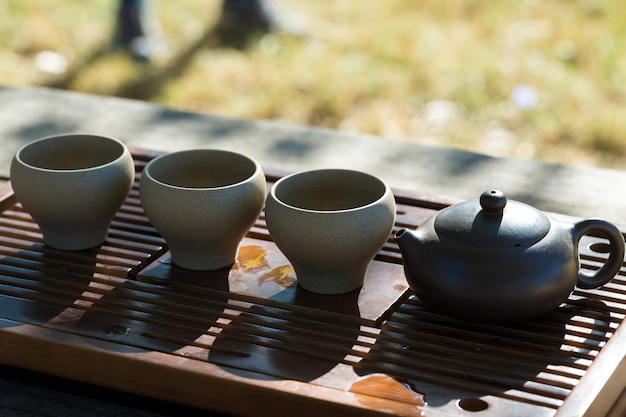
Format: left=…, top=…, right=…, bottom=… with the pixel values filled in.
left=265, top=169, right=396, bottom=295
left=10, top=133, right=135, bottom=251
left=139, top=149, right=266, bottom=271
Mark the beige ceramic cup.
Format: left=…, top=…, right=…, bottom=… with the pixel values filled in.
left=139, top=149, right=266, bottom=271
left=265, top=169, right=396, bottom=294
left=10, top=133, right=135, bottom=250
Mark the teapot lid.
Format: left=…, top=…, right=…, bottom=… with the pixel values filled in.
left=434, top=190, right=550, bottom=248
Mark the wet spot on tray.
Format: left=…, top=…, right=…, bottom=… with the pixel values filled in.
left=258, top=265, right=296, bottom=287
left=234, top=245, right=270, bottom=273
left=233, top=245, right=296, bottom=288
left=103, top=324, right=131, bottom=336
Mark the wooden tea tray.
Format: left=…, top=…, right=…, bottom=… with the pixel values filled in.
left=0, top=147, right=625, bottom=417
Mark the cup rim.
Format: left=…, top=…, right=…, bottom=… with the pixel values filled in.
left=142, top=149, right=262, bottom=191
left=14, top=133, right=129, bottom=173
left=269, top=168, right=392, bottom=213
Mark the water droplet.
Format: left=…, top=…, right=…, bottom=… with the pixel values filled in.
left=103, top=324, right=131, bottom=336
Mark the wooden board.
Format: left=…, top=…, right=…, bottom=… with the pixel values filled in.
left=0, top=148, right=625, bottom=417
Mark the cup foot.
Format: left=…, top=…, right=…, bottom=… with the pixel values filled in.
left=169, top=253, right=236, bottom=272
left=42, top=230, right=108, bottom=251
left=295, top=272, right=365, bottom=295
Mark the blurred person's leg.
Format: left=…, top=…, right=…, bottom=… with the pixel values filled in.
left=111, top=0, right=306, bottom=60
left=112, top=0, right=154, bottom=62
left=215, top=0, right=306, bottom=43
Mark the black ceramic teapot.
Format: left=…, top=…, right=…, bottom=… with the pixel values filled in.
left=395, top=190, right=625, bottom=324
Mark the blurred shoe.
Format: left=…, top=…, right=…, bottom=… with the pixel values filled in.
left=112, top=0, right=156, bottom=62
left=214, top=0, right=307, bottom=45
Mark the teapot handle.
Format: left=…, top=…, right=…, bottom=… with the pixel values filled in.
left=572, top=219, right=625, bottom=289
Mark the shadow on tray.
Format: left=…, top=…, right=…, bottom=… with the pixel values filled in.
left=61, top=245, right=362, bottom=384
left=352, top=296, right=613, bottom=410
left=207, top=285, right=361, bottom=382
left=0, top=246, right=100, bottom=329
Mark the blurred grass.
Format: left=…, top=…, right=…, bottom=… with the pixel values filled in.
left=1, top=0, right=625, bottom=169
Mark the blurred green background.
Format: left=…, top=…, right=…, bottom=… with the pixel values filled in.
left=1, top=0, right=625, bottom=169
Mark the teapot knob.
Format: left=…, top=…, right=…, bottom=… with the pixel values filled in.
left=480, top=190, right=507, bottom=214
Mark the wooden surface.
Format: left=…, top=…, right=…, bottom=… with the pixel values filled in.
left=0, top=148, right=626, bottom=416
left=0, top=362, right=216, bottom=417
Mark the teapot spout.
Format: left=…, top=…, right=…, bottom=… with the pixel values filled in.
left=395, top=228, right=422, bottom=263
left=394, top=228, right=422, bottom=288
left=395, top=227, right=428, bottom=294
